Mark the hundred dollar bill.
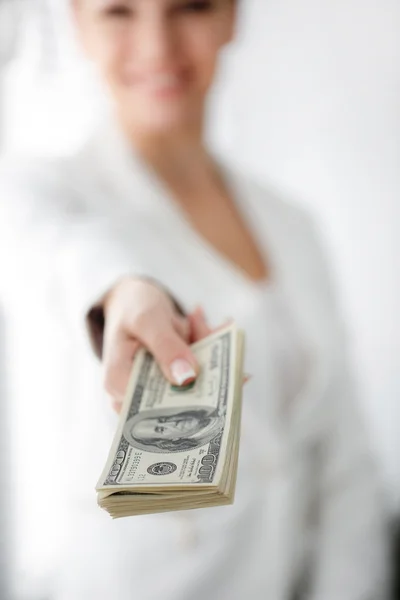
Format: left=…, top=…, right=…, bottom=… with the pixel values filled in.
left=96, top=322, right=245, bottom=517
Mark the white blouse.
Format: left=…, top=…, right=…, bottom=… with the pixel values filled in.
left=0, top=120, right=387, bottom=600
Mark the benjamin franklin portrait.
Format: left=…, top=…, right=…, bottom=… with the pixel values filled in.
left=123, top=406, right=225, bottom=453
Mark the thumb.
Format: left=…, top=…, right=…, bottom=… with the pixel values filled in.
left=138, top=315, right=199, bottom=386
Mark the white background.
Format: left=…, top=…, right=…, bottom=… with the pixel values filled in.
left=216, top=0, right=400, bottom=507
left=1, top=0, right=399, bottom=594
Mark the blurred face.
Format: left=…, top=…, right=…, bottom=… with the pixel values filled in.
left=74, top=0, right=235, bottom=135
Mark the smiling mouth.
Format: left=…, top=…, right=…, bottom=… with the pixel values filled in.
left=125, top=70, right=189, bottom=96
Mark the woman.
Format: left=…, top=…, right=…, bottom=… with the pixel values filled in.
left=0, top=0, right=388, bottom=598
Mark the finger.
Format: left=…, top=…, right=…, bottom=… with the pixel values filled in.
left=103, top=334, right=140, bottom=402
left=112, top=398, right=123, bottom=415
left=172, top=314, right=191, bottom=343
left=189, top=307, right=213, bottom=343
left=136, top=314, right=198, bottom=386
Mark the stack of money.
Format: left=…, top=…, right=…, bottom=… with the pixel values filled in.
left=96, top=323, right=245, bottom=518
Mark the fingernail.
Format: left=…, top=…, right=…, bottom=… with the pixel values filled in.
left=170, top=359, right=197, bottom=386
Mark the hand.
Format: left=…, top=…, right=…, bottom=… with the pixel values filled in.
left=102, top=277, right=212, bottom=414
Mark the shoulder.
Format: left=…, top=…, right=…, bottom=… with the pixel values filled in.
left=0, top=154, right=70, bottom=190
left=0, top=154, right=76, bottom=213
left=0, top=148, right=95, bottom=217
left=0, top=125, right=102, bottom=194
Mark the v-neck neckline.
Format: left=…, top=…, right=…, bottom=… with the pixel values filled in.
left=97, top=118, right=279, bottom=295
left=132, top=151, right=278, bottom=296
